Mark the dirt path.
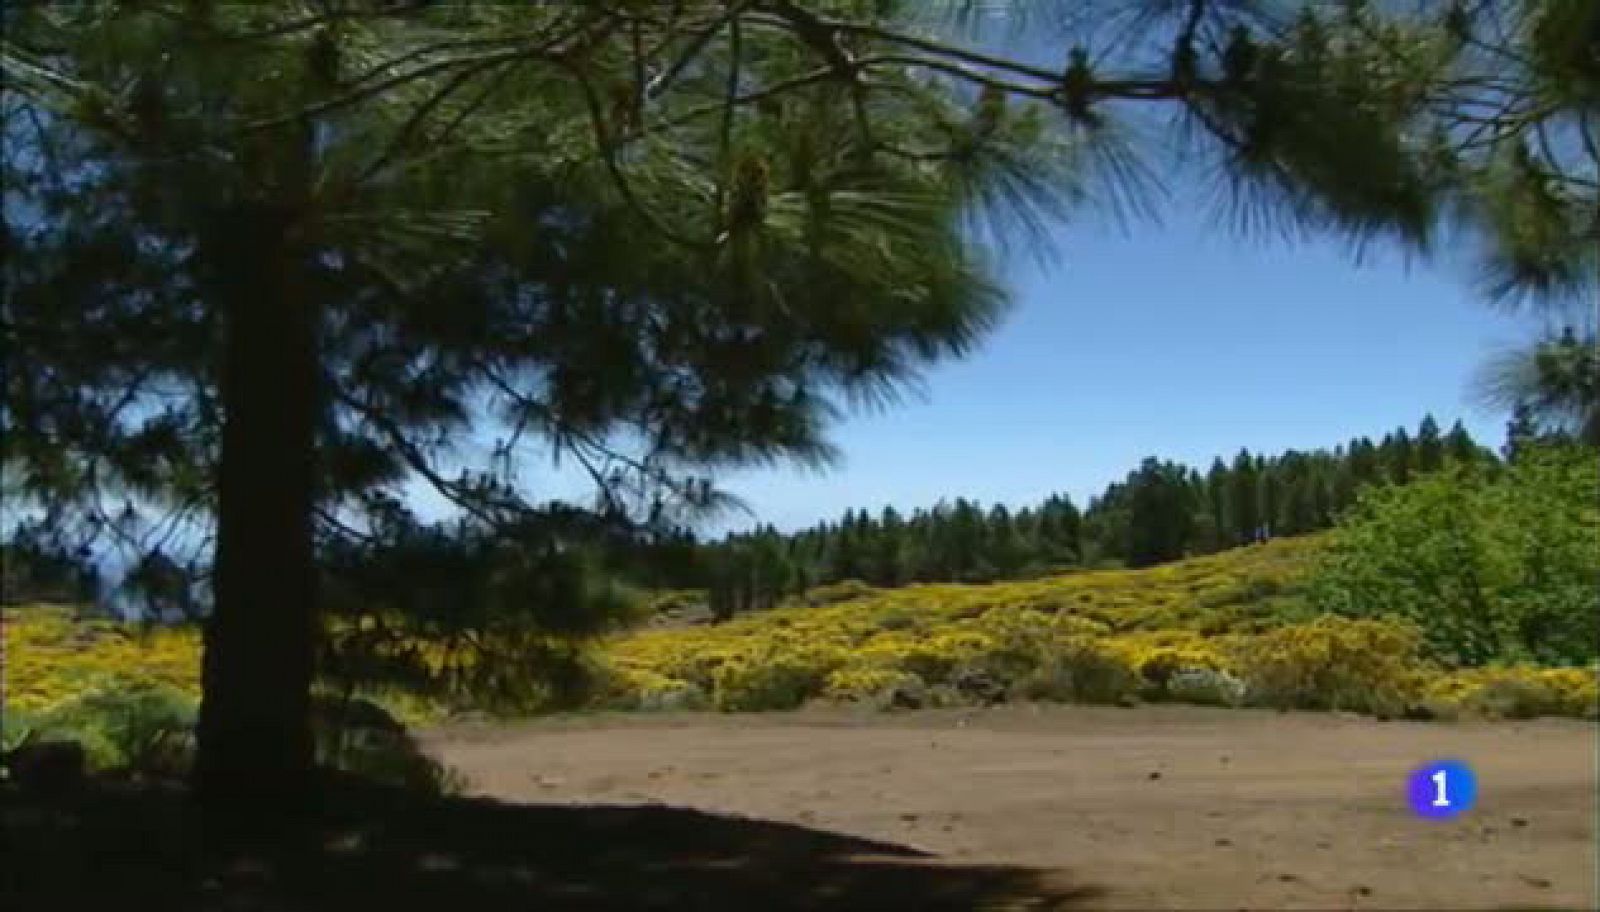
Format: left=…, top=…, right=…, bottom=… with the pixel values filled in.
left=426, top=705, right=1596, bottom=910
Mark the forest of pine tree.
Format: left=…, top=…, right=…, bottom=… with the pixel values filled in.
left=681, top=415, right=1502, bottom=617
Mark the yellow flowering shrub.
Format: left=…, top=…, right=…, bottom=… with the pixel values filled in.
left=1428, top=666, right=1598, bottom=719
left=596, top=666, right=707, bottom=711
left=901, top=631, right=997, bottom=684
left=852, top=631, right=921, bottom=667
left=4, top=607, right=201, bottom=712
left=10, top=535, right=1596, bottom=721
left=1102, top=631, right=1235, bottom=688
left=712, top=653, right=824, bottom=711
left=1235, top=615, right=1431, bottom=715
left=1012, top=637, right=1141, bottom=704
left=823, top=666, right=925, bottom=706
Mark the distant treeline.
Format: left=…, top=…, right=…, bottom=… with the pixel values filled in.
left=678, top=414, right=1519, bottom=619
left=2, top=413, right=1535, bottom=621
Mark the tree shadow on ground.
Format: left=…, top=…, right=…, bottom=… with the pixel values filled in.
left=2, top=777, right=1102, bottom=911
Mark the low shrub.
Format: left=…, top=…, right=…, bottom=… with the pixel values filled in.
left=801, top=580, right=878, bottom=607
left=1429, top=666, right=1598, bottom=719
left=1237, top=616, right=1429, bottom=717
left=1164, top=668, right=1247, bottom=707
left=311, top=694, right=465, bottom=795
left=638, top=681, right=710, bottom=712
left=1013, top=640, right=1141, bottom=705
left=823, top=667, right=928, bottom=709
left=900, top=631, right=997, bottom=685
left=34, top=683, right=197, bottom=776
left=713, top=654, right=829, bottom=711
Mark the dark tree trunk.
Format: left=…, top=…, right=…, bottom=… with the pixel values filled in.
left=195, top=204, right=318, bottom=830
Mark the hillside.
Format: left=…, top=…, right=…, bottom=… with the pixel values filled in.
left=598, top=535, right=1594, bottom=718
left=5, top=535, right=1594, bottom=727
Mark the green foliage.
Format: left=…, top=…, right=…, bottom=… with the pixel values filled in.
left=687, top=414, right=1487, bottom=620
left=311, top=695, right=465, bottom=796
left=319, top=519, right=638, bottom=717
left=2, top=707, right=42, bottom=754
left=29, top=683, right=197, bottom=776
left=1014, top=641, right=1141, bottom=705
left=1477, top=327, right=1599, bottom=446
left=712, top=655, right=831, bottom=712
left=1309, top=443, right=1599, bottom=666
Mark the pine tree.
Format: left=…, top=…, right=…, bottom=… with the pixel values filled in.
left=1348, top=437, right=1381, bottom=489
left=1206, top=458, right=1232, bottom=548
left=8, top=5, right=1060, bottom=818
left=1125, top=458, right=1196, bottom=568
left=873, top=506, right=909, bottom=587
left=986, top=504, right=1021, bottom=578
left=1445, top=420, right=1479, bottom=467
left=1228, top=449, right=1260, bottom=546
left=1389, top=429, right=1414, bottom=485
left=1256, top=461, right=1279, bottom=541
left=14, top=0, right=1572, bottom=824
left=1417, top=414, right=1445, bottom=474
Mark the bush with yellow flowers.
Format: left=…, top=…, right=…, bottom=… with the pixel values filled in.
left=1427, top=665, right=1598, bottom=719
left=4, top=606, right=201, bottom=712
left=712, top=652, right=826, bottom=711
left=1010, top=637, right=1141, bottom=704
left=1234, top=615, right=1432, bottom=716
left=11, top=534, right=1596, bottom=722
left=822, top=666, right=926, bottom=708
left=1100, top=630, right=1236, bottom=689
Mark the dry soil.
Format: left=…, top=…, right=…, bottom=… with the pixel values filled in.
left=426, top=704, right=1597, bottom=910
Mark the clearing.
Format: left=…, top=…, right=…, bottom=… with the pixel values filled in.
left=428, top=703, right=1597, bottom=910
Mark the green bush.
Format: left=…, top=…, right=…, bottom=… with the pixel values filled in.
left=1309, top=445, right=1598, bottom=667
left=1013, top=641, right=1140, bottom=705
left=713, top=656, right=828, bottom=711
left=801, top=580, right=878, bottom=607
left=2, top=706, right=42, bottom=754
left=823, top=667, right=928, bottom=709
left=37, top=683, right=197, bottom=776
left=311, top=694, right=464, bottom=795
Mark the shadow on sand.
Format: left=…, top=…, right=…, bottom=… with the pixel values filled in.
left=2, top=778, right=1102, bottom=910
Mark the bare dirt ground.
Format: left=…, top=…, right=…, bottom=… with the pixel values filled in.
left=426, top=704, right=1597, bottom=910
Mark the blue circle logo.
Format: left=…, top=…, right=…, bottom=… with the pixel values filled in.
left=1407, top=759, right=1476, bottom=819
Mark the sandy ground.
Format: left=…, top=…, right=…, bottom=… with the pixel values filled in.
left=426, top=704, right=1598, bottom=910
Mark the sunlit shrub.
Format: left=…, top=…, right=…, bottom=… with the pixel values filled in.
left=1164, top=668, right=1247, bottom=707
left=1237, top=616, right=1429, bottom=716
left=1309, top=446, right=1598, bottom=666
left=1102, top=631, right=1234, bottom=692
left=1012, top=639, right=1140, bottom=704
left=901, top=631, right=998, bottom=685
left=712, top=653, right=829, bottom=711
left=1429, top=666, right=1598, bottom=719
left=823, top=666, right=927, bottom=709
left=602, top=667, right=710, bottom=712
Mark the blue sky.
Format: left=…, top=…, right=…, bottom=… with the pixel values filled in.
left=707, top=201, right=1546, bottom=533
